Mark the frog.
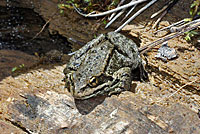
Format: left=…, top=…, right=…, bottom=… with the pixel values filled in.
left=63, top=32, right=146, bottom=99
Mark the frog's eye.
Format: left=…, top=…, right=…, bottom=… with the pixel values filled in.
left=89, top=77, right=98, bottom=87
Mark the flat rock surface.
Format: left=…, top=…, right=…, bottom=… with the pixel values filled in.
left=0, top=120, right=26, bottom=134
left=0, top=50, right=38, bottom=81
left=0, top=64, right=200, bottom=134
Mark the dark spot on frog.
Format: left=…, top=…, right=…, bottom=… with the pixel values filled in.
left=73, top=62, right=80, bottom=68
left=91, top=50, right=97, bottom=53
left=96, top=55, right=101, bottom=59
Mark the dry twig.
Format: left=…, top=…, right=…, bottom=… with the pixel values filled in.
left=72, top=0, right=147, bottom=17
left=120, top=3, right=137, bottom=22
left=106, top=0, right=138, bottom=28
left=152, top=10, right=167, bottom=29
left=105, top=8, right=127, bottom=28
left=31, top=19, right=51, bottom=40
left=154, top=19, right=186, bottom=33
left=108, top=0, right=126, bottom=20
left=115, top=0, right=158, bottom=32
left=155, top=78, right=199, bottom=103
left=31, top=11, right=57, bottom=40
left=139, top=19, right=200, bottom=54
left=151, top=0, right=179, bottom=28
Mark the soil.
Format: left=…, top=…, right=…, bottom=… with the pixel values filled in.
left=0, top=0, right=200, bottom=133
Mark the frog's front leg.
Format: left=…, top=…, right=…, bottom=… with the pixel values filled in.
left=138, top=63, right=148, bottom=81
left=107, top=67, right=132, bottom=96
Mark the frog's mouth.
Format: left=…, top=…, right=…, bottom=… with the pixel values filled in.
left=73, top=78, right=120, bottom=100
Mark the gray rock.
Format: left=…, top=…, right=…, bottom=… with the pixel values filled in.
left=155, top=42, right=178, bottom=61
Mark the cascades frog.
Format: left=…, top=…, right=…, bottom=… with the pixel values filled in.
left=64, top=32, right=146, bottom=99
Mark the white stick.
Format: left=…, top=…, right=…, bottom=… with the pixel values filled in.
left=115, top=0, right=158, bottom=32
left=73, top=0, right=147, bottom=17
left=151, top=4, right=168, bottom=18
left=106, top=0, right=137, bottom=28
left=121, top=3, right=137, bottom=21
left=108, top=0, right=126, bottom=21
left=155, top=79, right=198, bottom=103
left=154, top=19, right=186, bottom=33
left=105, top=9, right=126, bottom=28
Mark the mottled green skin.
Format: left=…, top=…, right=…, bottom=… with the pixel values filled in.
left=64, top=32, right=144, bottom=99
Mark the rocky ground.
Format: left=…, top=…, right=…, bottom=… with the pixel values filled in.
left=0, top=0, right=200, bottom=134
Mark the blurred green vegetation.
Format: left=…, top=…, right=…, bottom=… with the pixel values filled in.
left=184, top=0, right=200, bottom=41
left=58, top=0, right=120, bottom=14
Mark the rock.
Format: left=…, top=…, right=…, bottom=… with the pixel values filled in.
left=6, top=90, right=200, bottom=134
left=0, top=50, right=38, bottom=81
left=155, top=42, right=178, bottom=61
left=1, top=64, right=199, bottom=134
left=0, top=120, right=26, bottom=134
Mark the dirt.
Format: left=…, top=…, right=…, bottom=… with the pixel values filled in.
left=0, top=0, right=200, bottom=133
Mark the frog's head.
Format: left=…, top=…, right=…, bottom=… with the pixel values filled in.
left=64, top=68, right=118, bottom=99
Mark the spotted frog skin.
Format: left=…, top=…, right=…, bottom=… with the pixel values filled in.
left=63, top=32, right=145, bottom=99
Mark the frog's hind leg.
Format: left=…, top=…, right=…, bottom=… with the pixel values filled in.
left=138, top=63, right=148, bottom=81
left=108, top=67, right=132, bottom=96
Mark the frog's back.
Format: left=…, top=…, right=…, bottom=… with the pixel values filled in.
left=107, top=32, right=140, bottom=60
left=73, top=40, right=114, bottom=91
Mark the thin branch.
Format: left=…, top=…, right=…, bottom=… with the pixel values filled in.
left=151, top=3, right=169, bottom=18
left=31, top=11, right=57, bottom=40
left=121, top=4, right=137, bottom=23
left=152, top=10, right=167, bottom=29
left=170, top=18, right=200, bottom=32
left=105, top=8, right=126, bottom=28
left=31, top=19, right=51, bottom=40
left=72, top=0, right=147, bottom=17
left=139, top=19, right=200, bottom=54
left=151, top=0, right=179, bottom=19
left=115, top=0, right=158, bottom=32
left=152, top=0, right=180, bottom=29
left=108, top=0, right=126, bottom=21
left=154, top=19, right=186, bottom=33
left=106, top=0, right=137, bottom=28
left=155, top=78, right=199, bottom=103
